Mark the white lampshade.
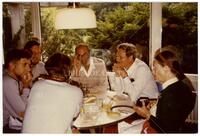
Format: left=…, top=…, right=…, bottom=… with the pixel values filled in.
left=55, top=8, right=97, bottom=29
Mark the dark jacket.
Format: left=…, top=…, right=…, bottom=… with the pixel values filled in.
left=149, top=81, right=195, bottom=133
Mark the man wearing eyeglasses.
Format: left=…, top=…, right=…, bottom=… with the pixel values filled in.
left=112, top=43, right=159, bottom=102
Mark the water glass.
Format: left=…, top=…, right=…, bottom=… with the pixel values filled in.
left=83, top=102, right=101, bottom=121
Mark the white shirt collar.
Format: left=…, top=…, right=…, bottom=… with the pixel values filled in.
left=162, top=77, right=178, bottom=90
left=44, top=79, right=68, bottom=86
left=80, top=57, right=95, bottom=77
left=126, top=58, right=139, bottom=75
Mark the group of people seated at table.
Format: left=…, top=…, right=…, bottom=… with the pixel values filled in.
left=3, top=40, right=195, bottom=133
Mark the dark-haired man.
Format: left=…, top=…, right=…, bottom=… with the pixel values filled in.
left=24, top=40, right=47, bottom=81
left=3, top=49, right=32, bottom=133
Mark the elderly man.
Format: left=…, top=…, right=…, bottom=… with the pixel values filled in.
left=3, top=49, right=32, bottom=133
left=112, top=43, right=158, bottom=102
left=70, top=43, right=109, bottom=97
left=24, top=40, right=47, bottom=82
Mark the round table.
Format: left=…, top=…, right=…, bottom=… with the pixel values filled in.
left=73, top=90, right=135, bottom=133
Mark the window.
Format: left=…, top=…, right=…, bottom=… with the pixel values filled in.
left=40, top=3, right=150, bottom=70
left=162, top=3, right=197, bottom=74
left=3, top=2, right=197, bottom=74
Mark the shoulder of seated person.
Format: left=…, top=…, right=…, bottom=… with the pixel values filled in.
left=33, top=61, right=45, bottom=69
left=93, top=57, right=105, bottom=64
left=70, top=85, right=83, bottom=97
left=134, top=59, right=145, bottom=65
left=38, top=61, right=45, bottom=66
left=3, top=75, right=17, bottom=83
left=135, top=61, right=150, bottom=71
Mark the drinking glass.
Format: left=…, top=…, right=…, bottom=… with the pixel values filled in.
left=83, top=102, right=101, bottom=121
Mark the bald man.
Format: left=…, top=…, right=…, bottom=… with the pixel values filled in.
left=70, top=43, right=109, bottom=98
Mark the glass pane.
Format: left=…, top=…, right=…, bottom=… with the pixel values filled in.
left=162, top=3, right=197, bottom=74
left=3, top=3, right=32, bottom=53
left=40, top=3, right=150, bottom=70
left=24, top=4, right=33, bottom=41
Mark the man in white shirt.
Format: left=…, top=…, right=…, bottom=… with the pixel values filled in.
left=70, top=43, right=109, bottom=97
left=3, top=49, right=32, bottom=133
left=24, top=40, right=47, bottom=82
left=112, top=43, right=158, bottom=102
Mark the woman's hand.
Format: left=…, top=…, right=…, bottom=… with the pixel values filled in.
left=133, top=101, right=151, bottom=120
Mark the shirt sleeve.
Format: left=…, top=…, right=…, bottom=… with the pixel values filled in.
left=123, top=66, right=151, bottom=102
left=148, top=115, right=165, bottom=133
left=91, top=61, right=109, bottom=92
left=21, top=88, right=31, bottom=103
left=148, top=100, right=180, bottom=133
left=73, top=89, right=83, bottom=118
left=4, top=80, right=27, bottom=117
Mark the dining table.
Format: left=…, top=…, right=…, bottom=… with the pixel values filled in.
left=73, top=90, right=136, bottom=133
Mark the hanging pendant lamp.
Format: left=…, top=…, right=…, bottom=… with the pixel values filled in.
left=55, top=3, right=97, bottom=29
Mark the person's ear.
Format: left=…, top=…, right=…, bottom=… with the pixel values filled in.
left=8, top=62, right=16, bottom=70
left=128, top=55, right=133, bottom=61
left=163, top=65, right=170, bottom=73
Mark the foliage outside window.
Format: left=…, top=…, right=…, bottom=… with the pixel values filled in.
left=24, top=6, right=33, bottom=41
left=5, top=2, right=197, bottom=74
left=40, top=3, right=150, bottom=70
left=162, top=3, right=197, bottom=74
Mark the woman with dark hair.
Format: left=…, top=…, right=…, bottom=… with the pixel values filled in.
left=22, top=53, right=83, bottom=133
left=133, top=49, right=195, bottom=133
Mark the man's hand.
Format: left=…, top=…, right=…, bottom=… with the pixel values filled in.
left=112, top=63, right=128, bottom=78
left=73, top=55, right=81, bottom=76
left=21, top=72, right=32, bottom=89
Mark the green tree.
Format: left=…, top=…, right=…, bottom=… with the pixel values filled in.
left=162, top=3, right=197, bottom=73
left=38, top=3, right=197, bottom=72
left=38, top=3, right=150, bottom=62
left=40, top=8, right=86, bottom=61
left=88, top=3, right=150, bottom=49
